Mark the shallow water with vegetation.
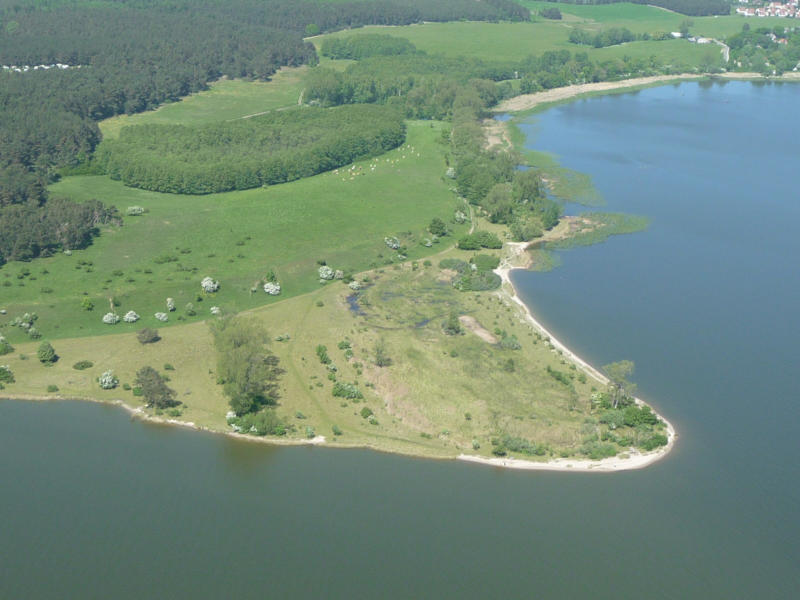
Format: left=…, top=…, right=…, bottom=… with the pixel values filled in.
left=3, top=81, right=799, bottom=598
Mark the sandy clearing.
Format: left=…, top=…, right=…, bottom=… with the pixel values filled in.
left=459, top=315, right=498, bottom=344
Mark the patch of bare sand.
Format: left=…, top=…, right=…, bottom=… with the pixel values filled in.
left=459, top=315, right=498, bottom=344
left=495, top=74, right=699, bottom=113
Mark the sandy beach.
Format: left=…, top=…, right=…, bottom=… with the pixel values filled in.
left=494, top=72, right=800, bottom=114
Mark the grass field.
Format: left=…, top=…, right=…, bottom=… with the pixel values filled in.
left=0, top=121, right=468, bottom=342
left=523, top=1, right=789, bottom=38
left=99, top=67, right=308, bottom=139
left=314, top=21, right=722, bottom=69
left=2, top=242, right=621, bottom=460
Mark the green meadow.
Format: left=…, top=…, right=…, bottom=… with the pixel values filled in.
left=99, top=67, right=309, bottom=139
left=4, top=242, right=659, bottom=460
left=0, top=120, right=467, bottom=343
left=523, top=1, right=788, bottom=38
left=315, top=21, right=721, bottom=69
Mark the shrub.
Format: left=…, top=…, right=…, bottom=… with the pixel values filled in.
left=305, top=426, right=316, bottom=438
left=0, top=365, right=15, bottom=383
left=185, top=303, right=196, bottom=316
left=471, top=254, right=500, bottom=272
left=439, top=258, right=469, bottom=274
left=98, top=370, right=119, bottom=389
left=443, top=311, right=463, bottom=335
left=80, top=297, right=94, bottom=311
left=47, top=384, right=59, bottom=393
left=457, top=231, right=502, bottom=250
left=37, top=341, right=57, bottom=364
left=0, top=336, right=14, bottom=356
left=428, top=217, right=447, bottom=236
left=454, top=270, right=501, bottom=292
left=499, top=334, right=521, bottom=350
left=316, top=345, right=331, bottom=365
left=200, top=277, right=220, bottom=293
left=580, top=441, right=618, bottom=460
left=102, top=312, right=120, bottom=325
left=230, top=409, right=287, bottom=436
left=374, top=339, right=392, bottom=367
left=332, top=425, right=343, bottom=436
left=333, top=381, right=363, bottom=400
left=360, top=406, right=374, bottom=419
left=73, top=360, right=93, bottom=370
left=263, top=282, right=281, bottom=295
left=639, top=434, right=669, bottom=451
left=137, top=328, right=160, bottom=344
left=163, top=363, right=175, bottom=371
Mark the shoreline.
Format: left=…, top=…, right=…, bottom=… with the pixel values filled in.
left=454, top=240, right=677, bottom=473
left=494, top=72, right=800, bottom=114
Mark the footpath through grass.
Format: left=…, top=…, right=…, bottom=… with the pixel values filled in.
left=0, top=121, right=467, bottom=342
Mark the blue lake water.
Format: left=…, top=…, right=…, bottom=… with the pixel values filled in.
left=2, top=80, right=799, bottom=598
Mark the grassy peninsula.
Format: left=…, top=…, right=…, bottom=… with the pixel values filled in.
left=0, top=0, right=692, bottom=470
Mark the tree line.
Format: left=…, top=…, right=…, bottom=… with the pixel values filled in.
left=96, top=105, right=406, bottom=194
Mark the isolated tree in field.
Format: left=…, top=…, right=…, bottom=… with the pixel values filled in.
left=137, top=328, right=160, bottom=344
left=443, top=311, right=463, bottom=336
left=603, top=360, right=637, bottom=408
left=429, top=217, right=447, bottom=237
left=135, top=366, right=178, bottom=409
left=211, top=315, right=283, bottom=415
left=37, top=341, right=57, bottom=364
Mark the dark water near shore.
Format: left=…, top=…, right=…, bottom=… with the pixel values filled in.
left=3, top=81, right=799, bottom=598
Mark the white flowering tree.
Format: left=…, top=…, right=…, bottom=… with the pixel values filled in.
left=166, top=298, right=176, bottom=312
left=263, top=282, right=281, bottom=295
left=201, top=277, right=219, bottom=293
left=384, top=236, right=400, bottom=250
left=123, top=311, right=140, bottom=323
left=102, top=312, right=120, bottom=324
left=318, top=266, right=334, bottom=280
left=348, top=280, right=361, bottom=290
left=98, top=370, right=118, bottom=389
left=0, top=364, right=14, bottom=384
left=126, top=206, right=146, bottom=216
left=154, top=312, right=168, bottom=322
left=210, top=306, right=221, bottom=315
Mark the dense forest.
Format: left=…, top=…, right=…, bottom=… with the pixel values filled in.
left=549, top=0, right=731, bottom=17
left=96, top=105, right=406, bottom=194
left=0, top=0, right=531, bottom=264
left=305, top=45, right=674, bottom=119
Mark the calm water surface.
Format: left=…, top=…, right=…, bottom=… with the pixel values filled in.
left=2, top=81, right=799, bottom=598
